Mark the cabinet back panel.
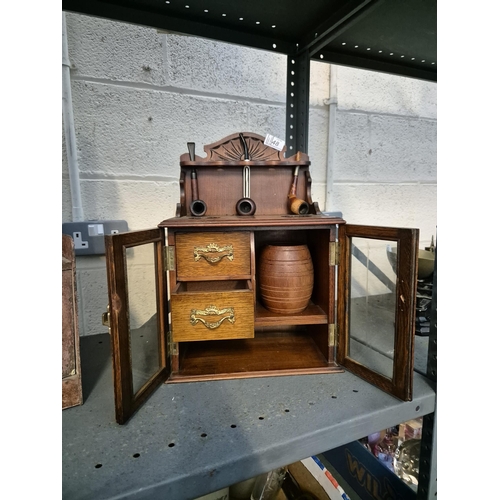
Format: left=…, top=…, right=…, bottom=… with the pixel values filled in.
left=254, top=229, right=331, bottom=316
left=182, top=166, right=310, bottom=216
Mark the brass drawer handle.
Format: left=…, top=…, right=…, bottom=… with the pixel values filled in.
left=190, top=305, right=235, bottom=329
left=194, top=243, right=234, bottom=263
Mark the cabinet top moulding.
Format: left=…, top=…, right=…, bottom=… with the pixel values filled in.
left=179, top=132, right=306, bottom=166
left=158, top=215, right=345, bottom=229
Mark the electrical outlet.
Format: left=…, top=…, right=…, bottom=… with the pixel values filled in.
left=72, top=231, right=89, bottom=250
left=62, top=220, right=129, bottom=256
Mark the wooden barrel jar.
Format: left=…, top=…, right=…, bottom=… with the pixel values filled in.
left=258, top=244, right=314, bottom=314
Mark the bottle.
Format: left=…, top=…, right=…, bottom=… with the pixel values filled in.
left=250, top=467, right=287, bottom=500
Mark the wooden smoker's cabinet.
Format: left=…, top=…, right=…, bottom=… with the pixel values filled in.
left=104, top=133, right=419, bottom=424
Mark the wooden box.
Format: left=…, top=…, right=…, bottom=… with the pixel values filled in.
left=62, top=234, right=83, bottom=409
left=103, top=133, right=419, bottom=424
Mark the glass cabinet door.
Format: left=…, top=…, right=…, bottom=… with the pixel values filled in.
left=337, top=224, right=419, bottom=401
left=105, top=228, right=169, bottom=424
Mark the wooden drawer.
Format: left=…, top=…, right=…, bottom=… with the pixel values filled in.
left=175, top=231, right=251, bottom=280
left=171, top=280, right=254, bottom=342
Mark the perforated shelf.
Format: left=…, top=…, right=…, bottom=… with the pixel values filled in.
left=62, top=0, right=436, bottom=81
left=62, top=333, right=434, bottom=500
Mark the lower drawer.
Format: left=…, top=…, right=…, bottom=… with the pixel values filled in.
left=171, top=280, right=254, bottom=342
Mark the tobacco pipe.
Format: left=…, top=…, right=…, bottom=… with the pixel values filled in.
left=235, top=133, right=256, bottom=216
left=288, top=165, right=309, bottom=215
left=187, top=142, right=207, bottom=217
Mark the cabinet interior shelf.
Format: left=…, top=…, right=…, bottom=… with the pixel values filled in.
left=255, top=301, right=328, bottom=326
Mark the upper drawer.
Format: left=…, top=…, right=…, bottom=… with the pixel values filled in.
left=175, top=231, right=251, bottom=280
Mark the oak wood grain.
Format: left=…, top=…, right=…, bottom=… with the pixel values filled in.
left=175, top=231, right=251, bottom=280
left=173, top=332, right=334, bottom=378
left=171, top=281, right=254, bottom=342
left=62, top=234, right=83, bottom=410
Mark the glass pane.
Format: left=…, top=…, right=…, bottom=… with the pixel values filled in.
left=125, top=244, right=161, bottom=395
left=347, top=237, right=398, bottom=379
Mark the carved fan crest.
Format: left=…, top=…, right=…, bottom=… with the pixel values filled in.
left=204, top=133, right=286, bottom=161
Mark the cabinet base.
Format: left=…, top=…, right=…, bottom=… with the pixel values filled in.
left=166, top=365, right=343, bottom=383
left=167, top=332, right=342, bottom=383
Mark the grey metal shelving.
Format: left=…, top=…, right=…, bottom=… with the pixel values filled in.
left=61, top=0, right=437, bottom=81
left=62, top=333, right=435, bottom=500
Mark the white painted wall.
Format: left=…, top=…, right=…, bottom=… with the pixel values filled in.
left=62, top=13, right=436, bottom=336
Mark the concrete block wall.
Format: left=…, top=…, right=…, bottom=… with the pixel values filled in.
left=326, top=66, right=437, bottom=299
left=326, top=65, right=437, bottom=241
left=62, top=13, right=436, bottom=336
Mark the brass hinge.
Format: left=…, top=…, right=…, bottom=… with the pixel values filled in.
left=167, top=330, right=178, bottom=356
left=329, top=241, right=339, bottom=266
left=328, top=323, right=337, bottom=347
left=164, top=246, right=175, bottom=271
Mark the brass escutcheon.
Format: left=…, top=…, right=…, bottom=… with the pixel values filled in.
left=190, top=305, right=235, bottom=329
left=193, top=243, right=234, bottom=263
